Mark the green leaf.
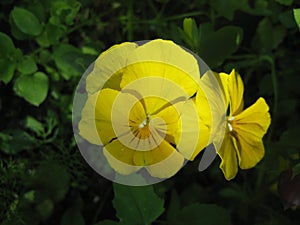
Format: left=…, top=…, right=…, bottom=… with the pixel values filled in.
left=0, top=32, right=15, bottom=58
left=211, top=0, right=248, bottom=20
left=61, top=207, right=85, bottom=225
left=31, top=160, right=70, bottom=202
left=25, top=116, right=44, bottom=135
left=14, top=72, right=49, bottom=106
left=0, top=33, right=19, bottom=83
left=0, top=58, right=16, bottom=84
left=183, top=18, right=198, bottom=42
left=279, top=10, right=298, bottom=29
left=54, top=44, right=95, bottom=80
left=113, top=184, right=164, bottom=225
left=293, top=8, right=300, bottom=31
left=255, top=18, right=287, bottom=52
left=23, top=190, right=36, bottom=203
left=199, top=26, right=243, bottom=67
left=36, top=23, right=66, bottom=47
left=0, top=130, right=36, bottom=154
left=17, top=56, right=38, bottom=75
left=173, top=203, right=231, bottom=225
left=11, top=7, right=43, bottom=36
left=36, top=198, right=54, bottom=220
left=179, top=18, right=204, bottom=53
left=50, top=1, right=81, bottom=25
left=9, top=14, right=31, bottom=40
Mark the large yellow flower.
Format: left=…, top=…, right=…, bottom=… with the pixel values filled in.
left=216, top=69, right=271, bottom=180
left=77, top=39, right=214, bottom=181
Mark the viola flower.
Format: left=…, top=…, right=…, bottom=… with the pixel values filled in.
left=77, top=39, right=213, bottom=181
left=216, top=69, right=271, bottom=180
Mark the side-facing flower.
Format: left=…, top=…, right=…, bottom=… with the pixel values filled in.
left=216, top=69, right=271, bottom=180
left=78, top=39, right=212, bottom=180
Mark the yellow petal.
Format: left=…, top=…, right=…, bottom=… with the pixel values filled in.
left=216, top=69, right=244, bottom=115
left=106, top=89, right=151, bottom=151
left=234, top=97, right=271, bottom=134
left=152, top=103, right=180, bottom=138
left=94, top=89, right=119, bottom=145
left=120, top=62, right=198, bottom=99
left=174, top=99, right=210, bottom=160
left=78, top=92, right=103, bottom=145
left=104, top=138, right=184, bottom=178
left=196, top=71, right=227, bottom=153
left=103, top=140, right=141, bottom=175
left=195, top=85, right=212, bottom=126
left=129, top=39, right=200, bottom=84
left=228, top=69, right=244, bottom=115
left=216, top=72, right=230, bottom=107
left=233, top=97, right=271, bottom=169
left=145, top=140, right=184, bottom=178
left=86, top=42, right=138, bottom=93
left=120, top=39, right=200, bottom=97
left=120, top=75, right=191, bottom=116
left=189, top=123, right=210, bottom=160
left=217, top=133, right=239, bottom=180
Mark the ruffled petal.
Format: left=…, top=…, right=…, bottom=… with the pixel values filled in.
left=120, top=39, right=200, bottom=97
left=120, top=75, right=190, bottom=115
left=103, top=139, right=141, bottom=175
left=228, top=69, right=244, bottom=115
left=233, top=97, right=271, bottom=169
left=196, top=71, right=227, bottom=152
left=94, top=89, right=119, bottom=145
left=86, top=42, right=138, bottom=93
left=217, top=69, right=244, bottom=115
left=129, top=39, right=200, bottom=84
left=217, top=133, right=239, bottom=180
left=104, top=138, right=184, bottom=178
left=120, top=62, right=197, bottom=100
left=234, top=97, right=271, bottom=133
left=78, top=92, right=103, bottom=145
left=145, top=140, right=185, bottom=178
left=152, top=103, right=180, bottom=138
left=214, top=71, right=230, bottom=107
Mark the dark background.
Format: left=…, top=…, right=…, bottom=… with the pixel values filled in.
left=1, top=0, right=300, bottom=224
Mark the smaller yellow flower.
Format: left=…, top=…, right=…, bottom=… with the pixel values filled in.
left=216, top=69, right=271, bottom=180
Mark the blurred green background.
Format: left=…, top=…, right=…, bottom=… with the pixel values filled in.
left=1, top=0, right=300, bottom=224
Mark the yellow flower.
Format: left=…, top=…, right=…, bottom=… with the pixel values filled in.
left=216, top=69, right=271, bottom=180
left=78, top=39, right=213, bottom=180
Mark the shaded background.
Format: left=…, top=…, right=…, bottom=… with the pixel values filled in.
left=1, top=0, right=300, bottom=224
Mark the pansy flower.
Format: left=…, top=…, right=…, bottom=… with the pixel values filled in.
left=215, top=69, right=271, bottom=180
left=77, top=39, right=216, bottom=182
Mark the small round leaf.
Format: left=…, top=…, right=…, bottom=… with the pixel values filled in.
left=11, top=7, right=43, bottom=36
left=0, top=32, right=16, bottom=58
left=17, top=55, right=38, bottom=75
left=14, top=71, right=49, bottom=106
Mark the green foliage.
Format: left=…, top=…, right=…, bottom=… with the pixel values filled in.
left=180, top=18, right=243, bottom=67
left=14, top=72, right=49, bottom=106
left=10, top=7, right=43, bottom=36
left=1, top=0, right=300, bottom=224
left=112, top=184, right=164, bottom=225
left=293, top=8, right=300, bottom=30
left=173, top=203, right=231, bottom=225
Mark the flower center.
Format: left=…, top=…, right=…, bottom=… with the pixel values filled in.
left=131, top=114, right=153, bottom=140
left=227, top=116, right=235, bottom=132
left=138, top=114, right=150, bottom=128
